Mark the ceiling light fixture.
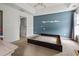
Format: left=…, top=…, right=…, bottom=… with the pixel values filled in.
left=34, top=3, right=46, bottom=8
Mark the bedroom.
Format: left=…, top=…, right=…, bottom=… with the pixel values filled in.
left=0, top=3, right=79, bottom=56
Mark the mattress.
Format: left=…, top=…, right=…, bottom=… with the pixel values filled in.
left=33, top=36, right=57, bottom=44
left=28, top=35, right=59, bottom=44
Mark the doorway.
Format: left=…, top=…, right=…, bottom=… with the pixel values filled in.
left=20, top=16, right=27, bottom=38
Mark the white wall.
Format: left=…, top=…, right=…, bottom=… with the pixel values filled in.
left=0, top=4, right=33, bottom=42
left=27, top=15, right=33, bottom=37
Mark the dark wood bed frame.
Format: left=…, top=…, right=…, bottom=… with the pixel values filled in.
left=28, top=34, right=62, bottom=52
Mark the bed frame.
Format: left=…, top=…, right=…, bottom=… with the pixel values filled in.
left=28, top=34, right=62, bottom=52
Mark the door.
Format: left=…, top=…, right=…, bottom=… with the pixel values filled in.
left=20, top=17, right=27, bottom=37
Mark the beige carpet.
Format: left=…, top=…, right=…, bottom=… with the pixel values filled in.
left=12, top=37, right=79, bottom=56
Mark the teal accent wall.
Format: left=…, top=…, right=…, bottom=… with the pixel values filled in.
left=34, top=11, right=74, bottom=38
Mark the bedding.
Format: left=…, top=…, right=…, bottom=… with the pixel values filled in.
left=29, top=36, right=57, bottom=44
left=28, top=34, right=62, bottom=51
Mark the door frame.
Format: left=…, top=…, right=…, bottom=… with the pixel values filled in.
left=20, top=16, right=27, bottom=38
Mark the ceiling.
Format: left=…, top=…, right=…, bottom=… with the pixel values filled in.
left=26, top=3, right=79, bottom=15
left=26, top=3, right=66, bottom=11
left=5, top=3, right=79, bottom=15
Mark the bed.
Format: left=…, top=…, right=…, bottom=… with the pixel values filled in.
left=27, top=34, right=62, bottom=52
